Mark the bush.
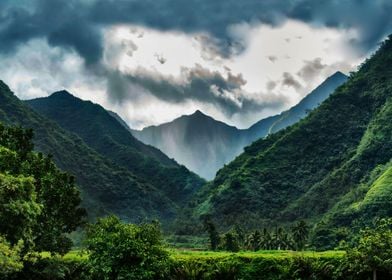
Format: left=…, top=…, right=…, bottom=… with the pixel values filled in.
left=0, top=236, right=23, bottom=278
left=85, top=215, right=170, bottom=280
left=10, top=256, right=90, bottom=280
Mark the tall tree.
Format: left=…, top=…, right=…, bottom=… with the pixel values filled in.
left=223, top=231, right=240, bottom=252
left=346, top=218, right=392, bottom=280
left=292, top=220, right=309, bottom=250
left=203, top=216, right=220, bottom=250
left=0, top=123, right=86, bottom=254
left=246, top=230, right=261, bottom=251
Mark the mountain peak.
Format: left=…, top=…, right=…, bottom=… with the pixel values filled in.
left=50, top=90, right=75, bottom=99
left=192, top=109, right=206, bottom=116
left=329, top=71, right=348, bottom=80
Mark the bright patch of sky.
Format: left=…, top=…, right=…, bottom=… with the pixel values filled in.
left=1, top=20, right=365, bottom=129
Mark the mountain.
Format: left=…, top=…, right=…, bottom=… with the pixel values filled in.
left=108, top=110, right=133, bottom=132
left=193, top=35, right=392, bottom=249
left=26, top=91, right=205, bottom=211
left=246, top=71, right=348, bottom=141
left=133, top=72, right=347, bottom=179
left=0, top=81, right=203, bottom=224
left=132, top=110, right=246, bottom=179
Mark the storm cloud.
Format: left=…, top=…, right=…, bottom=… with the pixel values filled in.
left=0, top=0, right=389, bottom=128
left=1, top=0, right=392, bottom=64
left=104, top=64, right=285, bottom=116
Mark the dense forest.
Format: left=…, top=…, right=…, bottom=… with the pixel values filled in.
left=1, top=31, right=392, bottom=280
left=0, top=82, right=204, bottom=223
left=188, top=35, right=392, bottom=250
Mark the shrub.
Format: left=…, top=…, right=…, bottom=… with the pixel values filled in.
left=85, top=215, right=170, bottom=280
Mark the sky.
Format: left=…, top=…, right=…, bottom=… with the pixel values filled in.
left=0, top=0, right=391, bottom=129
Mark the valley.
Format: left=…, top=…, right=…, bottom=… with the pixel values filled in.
left=1, top=1, right=391, bottom=278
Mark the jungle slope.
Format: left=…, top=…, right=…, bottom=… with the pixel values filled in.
left=0, top=81, right=198, bottom=223
left=195, top=35, right=392, bottom=248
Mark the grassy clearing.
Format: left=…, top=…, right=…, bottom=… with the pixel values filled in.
left=169, top=249, right=345, bottom=260
left=45, top=249, right=345, bottom=262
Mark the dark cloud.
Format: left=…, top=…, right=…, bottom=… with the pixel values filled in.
left=266, top=80, right=277, bottom=91
left=297, top=58, right=326, bottom=81
left=267, top=55, right=278, bottom=63
left=104, top=64, right=285, bottom=116
left=154, top=54, right=167, bottom=64
left=0, top=0, right=102, bottom=64
left=125, top=40, right=138, bottom=57
left=1, top=0, right=392, bottom=64
left=282, top=72, right=302, bottom=91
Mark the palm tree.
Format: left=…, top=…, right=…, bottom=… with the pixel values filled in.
left=260, top=228, right=273, bottom=250
left=292, top=220, right=309, bottom=251
left=246, top=230, right=262, bottom=251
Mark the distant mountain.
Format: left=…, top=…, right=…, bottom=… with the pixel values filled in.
left=133, top=72, right=348, bottom=179
left=133, top=110, right=246, bottom=179
left=27, top=91, right=205, bottom=215
left=246, top=71, right=348, bottom=141
left=193, top=36, right=392, bottom=249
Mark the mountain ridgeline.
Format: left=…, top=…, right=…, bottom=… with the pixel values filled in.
left=0, top=82, right=204, bottom=224
left=193, top=35, right=392, bottom=248
left=133, top=72, right=348, bottom=179
left=132, top=110, right=247, bottom=180
left=246, top=71, right=348, bottom=140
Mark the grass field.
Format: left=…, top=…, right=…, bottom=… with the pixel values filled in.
left=55, top=249, right=345, bottom=262
left=170, top=249, right=345, bottom=260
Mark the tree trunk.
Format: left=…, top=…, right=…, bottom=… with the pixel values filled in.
left=373, top=269, right=377, bottom=280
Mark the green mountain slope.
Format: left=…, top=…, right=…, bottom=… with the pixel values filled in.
left=0, top=81, right=195, bottom=223
left=195, top=35, right=392, bottom=245
left=133, top=73, right=346, bottom=179
left=246, top=71, right=348, bottom=139
left=26, top=91, right=204, bottom=205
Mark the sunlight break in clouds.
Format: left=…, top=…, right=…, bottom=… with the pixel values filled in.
left=1, top=20, right=363, bottom=129
left=98, top=20, right=362, bottom=128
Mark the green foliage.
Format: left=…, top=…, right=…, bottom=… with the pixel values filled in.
left=27, top=91, right=205, bottom=220
left=0, top=123, right=86, bottom=255
left=203, top=216, right=220, bottom=250
left=21, top=153, right=87, bottom=254
left=345, top=218, right=392, bottom=279
left=0, top=81, right=203, bottom=224
left=5, top=249, right=356, bottom=280
left=192, top=35, right=392, bottom=250
left=222, top=231, right=240, bottom=252
left=292, top=220, right=310, bottom=250
left=0, top=235, right=23, bottom=277
left=85, top=215, right=170, bottom=280
left=11, top=255, right=90, bottom=280
left=245, top=230, right=262, bottom=251
left=0, top=173, right=41, bottom=247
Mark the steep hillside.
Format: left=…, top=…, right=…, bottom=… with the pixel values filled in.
left=27, top=92, right=204, bottom=205
left=133, top=73, right=346, bottom=179
left=195, top=36, right=392, bottom=246
left=133, top=110, right=246, bottom=179
left=246, top=71, right=348, bottom=140
left=0, top=81, right=196, bottom=223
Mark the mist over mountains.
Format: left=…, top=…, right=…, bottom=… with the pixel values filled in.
left=3, top=1, right=392, bottom=277
left=1, top=35, right=392, bottom=254
left=192, top=36, right=392, bottom=249
left=132, top=71, right=348, bottom=179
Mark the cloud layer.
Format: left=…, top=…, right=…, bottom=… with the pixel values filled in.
left=1, top=0, right=391, bottom=64
left=0, top=0, right=390, bottom=128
